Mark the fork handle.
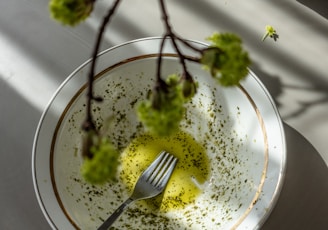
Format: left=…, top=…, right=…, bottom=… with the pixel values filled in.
left=97, top=197, right=134, bottom=230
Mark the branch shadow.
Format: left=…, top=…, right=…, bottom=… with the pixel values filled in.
left=250, top=62, right=284, bottom=109
left=280, top=84, right=328, bottom=120
left=251, top=62, right=328, bottom=121
left=175, top=0, right=328, bottom=85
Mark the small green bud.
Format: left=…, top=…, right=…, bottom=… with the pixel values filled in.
left=181, top=72, right=197, bottom=99
left=200, top=47, right=223, bottom=77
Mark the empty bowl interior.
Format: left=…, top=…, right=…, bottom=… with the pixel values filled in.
left=52, top=56, right=269, bottom=229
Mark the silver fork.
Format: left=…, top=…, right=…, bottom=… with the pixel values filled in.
left=97, top=150, right=178, bottom=230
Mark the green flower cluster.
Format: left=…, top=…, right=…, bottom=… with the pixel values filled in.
left=81, top=132, right=119, bottom=184
left=49, top=0, right=94, bottom=26
left=137, top=74, right=195, bottom=137
left=201, top=33, right=251, bottom=86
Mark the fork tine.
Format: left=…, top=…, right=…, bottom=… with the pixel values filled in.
left=154, top=156, right=178, bottom=188
left=152, top=154, right=173, bottom=185
left=140, top=150, right=166, bottom=180
left=147, top=151, right=170, bottom=183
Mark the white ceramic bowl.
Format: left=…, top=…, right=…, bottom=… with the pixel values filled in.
left=32, top=37, right=286, bottom=229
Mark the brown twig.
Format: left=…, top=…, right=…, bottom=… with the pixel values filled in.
left=83, top=0, right=121, bottom=132
left=158, top=0, right=188, bottom=76
left=83, top=0, right=204, bottom=130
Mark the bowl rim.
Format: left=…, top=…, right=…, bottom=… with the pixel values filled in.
left=32, top=36, right=287, bottom=229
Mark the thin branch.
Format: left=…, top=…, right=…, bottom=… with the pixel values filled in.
left=83, top=0, right=121, bottom=131
left=156, top=35, right=169, bottom=85
left=175, top=35, right=204, bottom=53
left=158, top=1, right=186, bottom=69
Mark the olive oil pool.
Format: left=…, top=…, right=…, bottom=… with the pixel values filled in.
left=120, top=130, right=210, bottom=211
